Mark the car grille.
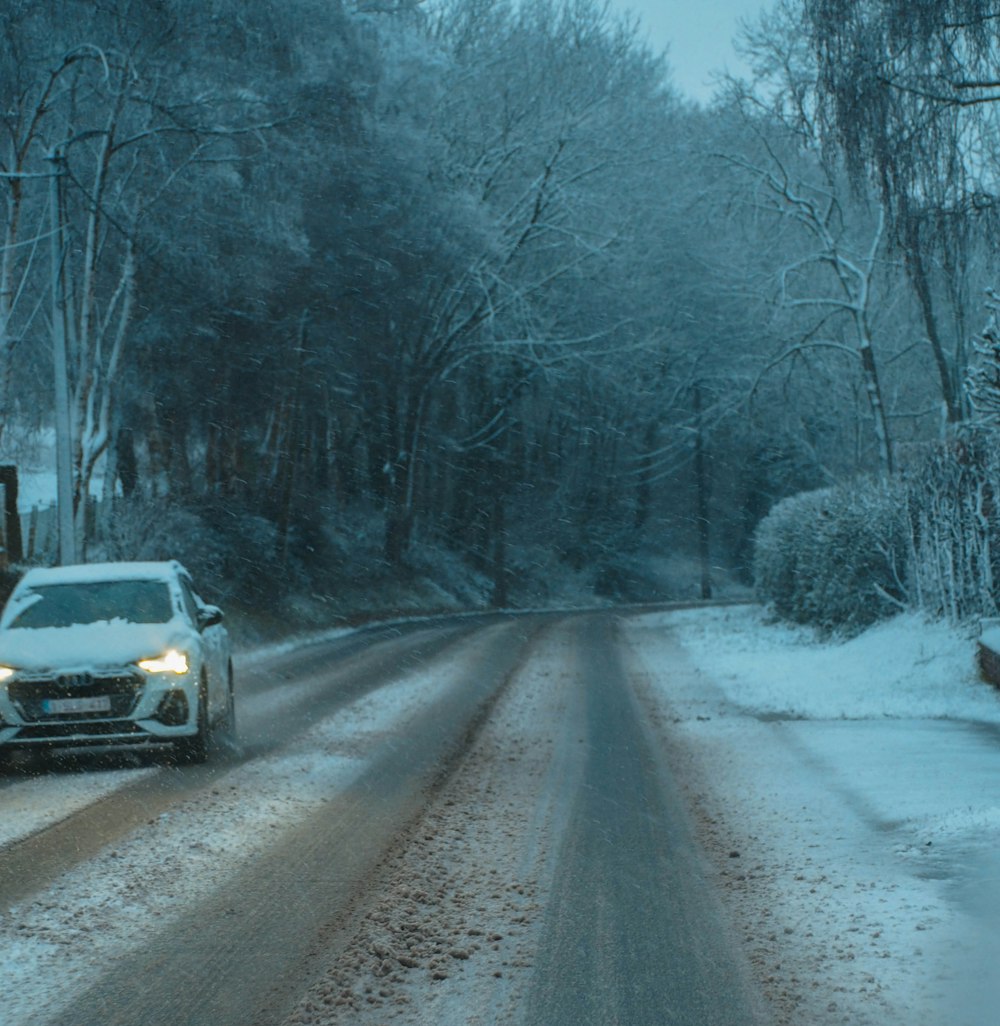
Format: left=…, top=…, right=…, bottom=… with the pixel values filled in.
left=12, top=721, right=150, bottom=743
left=9, top=672, right=144, bottom=722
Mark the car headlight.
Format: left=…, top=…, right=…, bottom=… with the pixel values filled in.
left=138, top=650, right=190, bottom=675
left=0, top=666, right=15, bottom=682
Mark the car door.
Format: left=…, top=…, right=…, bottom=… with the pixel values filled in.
left=178, top=577, right=226, bottom=720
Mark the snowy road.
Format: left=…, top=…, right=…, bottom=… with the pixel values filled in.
left=1, top=605, right=997, bottom=1024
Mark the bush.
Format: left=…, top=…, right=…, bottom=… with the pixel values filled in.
left=753, top=479, right=907, bottom=633
left=97, top=495, right=296, bottom=607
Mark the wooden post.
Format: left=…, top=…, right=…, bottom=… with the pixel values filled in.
left=0, top=465, right=23, bottom=564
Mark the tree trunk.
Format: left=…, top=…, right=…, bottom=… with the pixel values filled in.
left=490, top=490, right=508, bottom=608
left=275, top=311, right=310, bottom=566
left=382, top=373, right=425, bottom=566
left=694, top=383, right=712, bottom=601
left=901, top=204, right=962, bottom=425
left=634, top=420, right=657, bottom=531
left=857, top=335, right=894, bottom=477
left=383, top=457, right=412, bottom=566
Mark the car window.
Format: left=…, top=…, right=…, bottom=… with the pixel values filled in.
left=6, top=580, right=174, bottom=628
left=176, top=579, right=202, bottom=626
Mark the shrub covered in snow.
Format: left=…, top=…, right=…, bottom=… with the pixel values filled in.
left=96, top=495, right=300, bottom=607
left=753, top=479, right=907, bottom=632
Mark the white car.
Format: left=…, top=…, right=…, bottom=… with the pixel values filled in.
left=0, top=561, right=234, bottom=764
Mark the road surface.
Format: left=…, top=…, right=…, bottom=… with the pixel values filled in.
left=0, top=609, right=767, bottom=1025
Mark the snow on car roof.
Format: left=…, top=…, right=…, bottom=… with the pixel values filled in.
left=13, top=561, right=188, bottom=589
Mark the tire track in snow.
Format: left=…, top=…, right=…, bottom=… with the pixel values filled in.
left=0, top=621, right=470, bottom=907
left=31, top=619, right=538, bottom=1026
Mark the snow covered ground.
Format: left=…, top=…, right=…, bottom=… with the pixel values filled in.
left=624, top=606, right=1000, bottom=1026
left=3, top=605, right=998, bottom=1025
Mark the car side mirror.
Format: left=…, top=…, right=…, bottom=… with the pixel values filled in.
left=198, top=605, right=224, bottom=630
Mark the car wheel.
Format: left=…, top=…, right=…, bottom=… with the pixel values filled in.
left=216, top=666, right=237, bottom=745
left=173, top=677, right=209, bottom=765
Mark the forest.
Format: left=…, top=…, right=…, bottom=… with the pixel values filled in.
left=3, top=0, right=1000, bottom=628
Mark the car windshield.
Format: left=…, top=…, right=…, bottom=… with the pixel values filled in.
left=6, top=580, right=174, bottom=628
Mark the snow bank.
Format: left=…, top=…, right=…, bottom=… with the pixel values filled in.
left=626, top=605, right=1000, bottom=1026
left=654, top=606, right=996, bottom=722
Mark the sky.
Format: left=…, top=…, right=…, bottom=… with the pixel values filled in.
left=613, top=0, right=765, bottom=102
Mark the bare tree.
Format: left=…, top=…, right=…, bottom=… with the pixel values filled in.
left=802, top=0, right=1000, bottom=425
left=1, top=0, right=284, bottom=557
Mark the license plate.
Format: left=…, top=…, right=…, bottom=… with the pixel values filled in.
left=42, top=696, right=112, bottom=715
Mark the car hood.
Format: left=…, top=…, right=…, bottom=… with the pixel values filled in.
left=0, top=619, right=195, bottom=674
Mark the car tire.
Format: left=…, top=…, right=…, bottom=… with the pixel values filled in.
left=173, top=677, right=209, bottom=766
left=216, top=666, right=237, bottom=746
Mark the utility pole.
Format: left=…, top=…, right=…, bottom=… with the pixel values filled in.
left=48, top=148, right=76, bottom=565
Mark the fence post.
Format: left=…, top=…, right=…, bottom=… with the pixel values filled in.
left=0, top=466, right=23, bottom=564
